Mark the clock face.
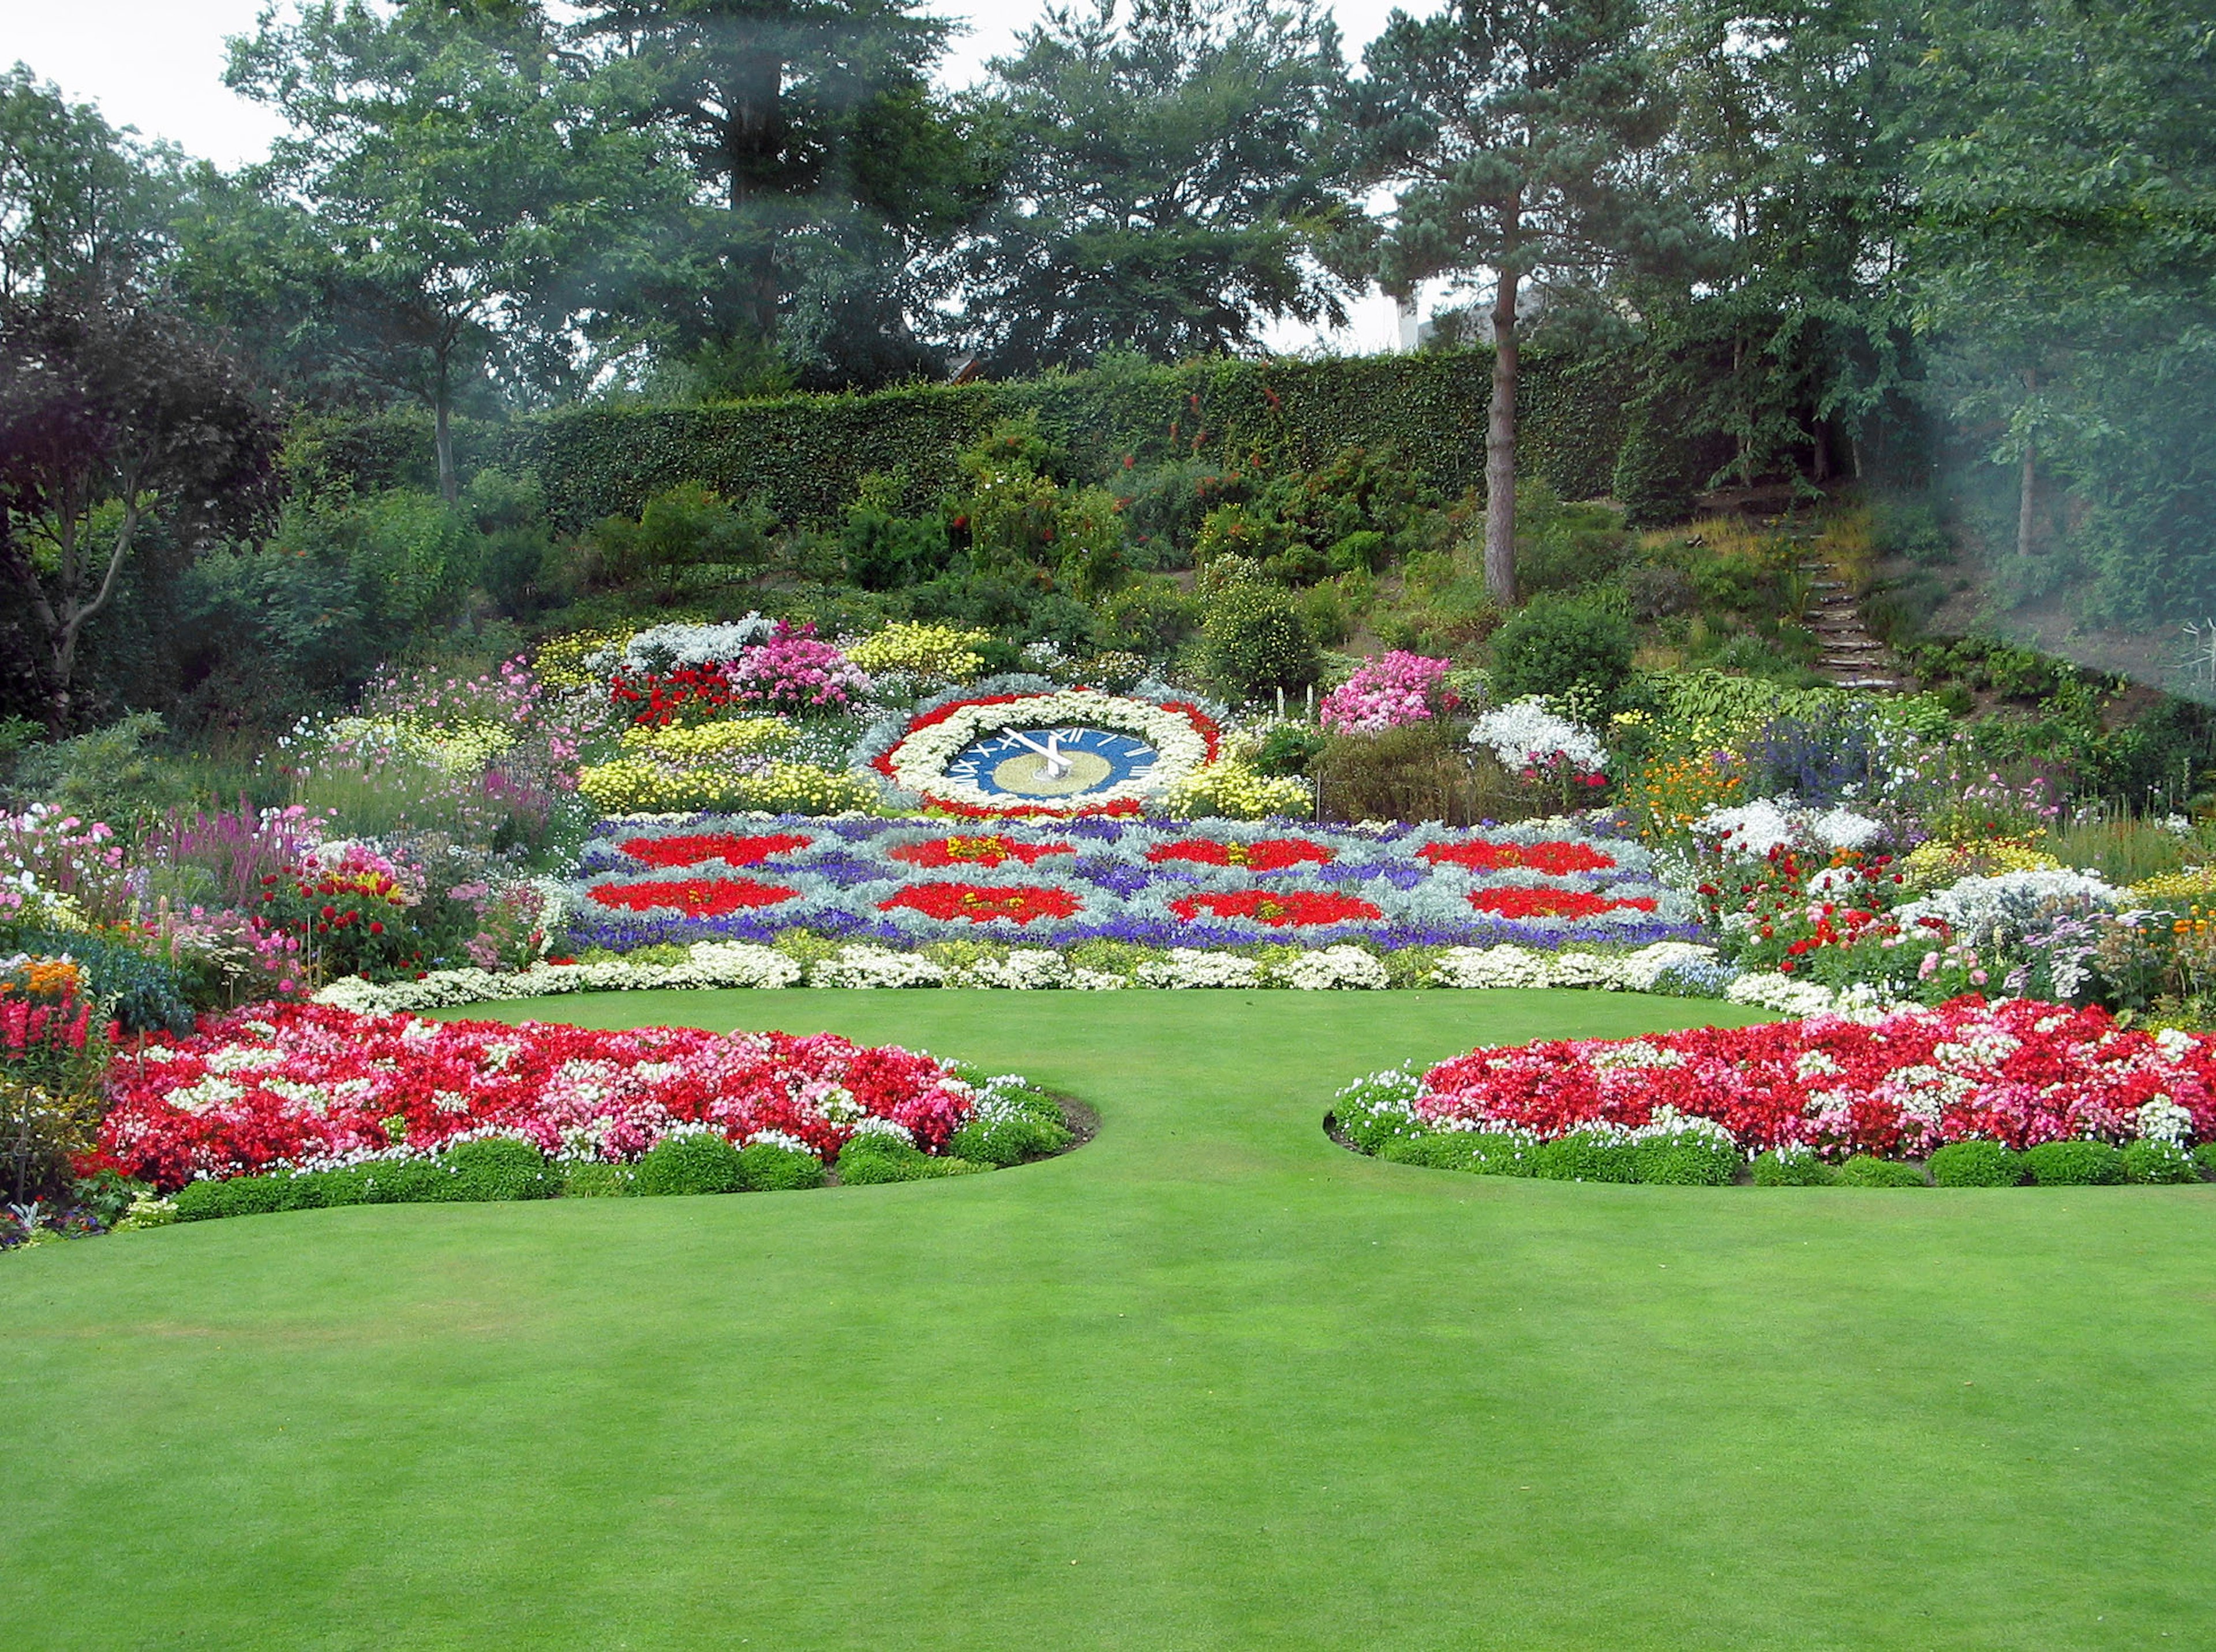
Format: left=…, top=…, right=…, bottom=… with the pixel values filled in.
left=942, top=727, right=1161, bottom=800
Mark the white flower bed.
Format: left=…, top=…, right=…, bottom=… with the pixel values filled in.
left=1894, top=868, right=2121, bottom=944
left=1427, top=941, right=1720, bottom=991
left=1272, top=945, right=1390, bottom=990
left=1135, top=949, right=1265, bottom=989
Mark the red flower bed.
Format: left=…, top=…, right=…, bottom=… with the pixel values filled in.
left=1170, top=889, right=1384, bottom=927
left=888, top=834, right=1076, bottom=869
left=1146, top=837, right=1334, bottom=871
left=1420, top=840, right=1618, bottom=875
left=587, top=877, right=800, bottom=916
left=617, top=831, right=814, bottom=870
left=878, top=883, right=1084, bottom=924
left=1416, top=997, right=2216, bottom=1157
left=609, top=665, right=740, bottom=728
left=1468, top=887, right=1657, bottom=919
left=92, top=1005, right=982, bottom=1188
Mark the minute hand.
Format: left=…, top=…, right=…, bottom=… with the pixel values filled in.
left=1001, top=726, right=1071, bottom=778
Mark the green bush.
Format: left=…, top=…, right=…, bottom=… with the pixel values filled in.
left=562, top=1161, right=638, bottom=1197
left=1098, top=578, right=1201, bottom=659
left=433, top=1137, right=560, bottom=1202
left=1751, top=1148, right=1837, bottom=1186
left=738, top=1141, right=826, bottom=1191
left=2194, top=1141, right=2216, bottom=1179
left=1530, top=1131, right=1642, bottom=1183
left=2123, top=1138, right=2200, bottom=1185
left=1488, top=597, right=1635, bottom=708
left=1201, top=582, right=1320, bottom=700
left=1929, top=1140, right=2025, bottom=1188
left=2023, top=1140, right=2125, bottom=1186
left=1634, top=1135, right=1740, bottom=1186
left=834, top=1132, right=937, bottom=1184
left=353, top=1159, right=451, bottom=1204
left=947, top=1110, right=1072, bottom=1168
left=1837, top=1155, right=1929, bottom=1188
left=173, top=1173, right=294, bottom=1220
left=633, top=1130, right=747, bottom=1197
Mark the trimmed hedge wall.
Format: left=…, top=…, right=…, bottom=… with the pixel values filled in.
left=291, top=349, right=1631, bottom=530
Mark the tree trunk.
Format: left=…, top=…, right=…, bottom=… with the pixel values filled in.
left=1484, top=260, right=1520, bottom=607
left=434, top=351, right=458, bottom=504
left=2015, top=369, right=2038, bottom=557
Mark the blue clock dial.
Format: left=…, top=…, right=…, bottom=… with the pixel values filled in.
left=944, top=727, right=1161, bottom=798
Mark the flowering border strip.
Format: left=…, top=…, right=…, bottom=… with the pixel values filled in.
left=568, top=814, right=1697, bottom=953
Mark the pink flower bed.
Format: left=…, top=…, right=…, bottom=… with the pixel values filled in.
left=1318, top=651, right=1457, bottom=733
left=94, top=1006, right=980, bottom=1189
left=1414, top=998, right=2216, bottom=1157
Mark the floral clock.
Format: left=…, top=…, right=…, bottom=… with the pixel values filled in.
left=866, top=687, right=1221, bottom=816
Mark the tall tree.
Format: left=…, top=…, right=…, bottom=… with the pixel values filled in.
left=0, top=298, right=277, bottom=733
left=951, top=0, right=1353, bottom=374
left=227, top=0, right=664, bottom=496
left=572, top=0, right=980, bottom=385
left=1904, top=0, right=2216, bottom=620
left=0, top=65, right=182, bottom=302
left=1354, top=0, right=1674, bottom=604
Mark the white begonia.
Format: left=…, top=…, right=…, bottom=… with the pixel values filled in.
left=2135, top=1096, right=2194, bottom=1143
left=744, top=1127, right=817, bottom=1155
left=1427, top=941, right=1724, bottom=994
left=807, top=946, right=948, bottom=988
left=1467, top=696, right=1607, bottom=773
left=1270, top=946, right=1389, bottom=990
left=1135, top=949, right=1264, bottom=989
left=951, top=949, right=1073, bottom=990
left=2154, top=1027, right=2200, bottom=1059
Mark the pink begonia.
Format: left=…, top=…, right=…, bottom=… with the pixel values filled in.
left=1318, top=652, right=1458, bottom=733
left=728, top=622, right=874, bottom=714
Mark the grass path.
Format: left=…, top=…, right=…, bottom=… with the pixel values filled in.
left=6, top=988, right=2216, bottom=1649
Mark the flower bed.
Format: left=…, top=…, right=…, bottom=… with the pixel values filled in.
left=566, top=816, right=1693, bottom=952
left=92, top=1004, right=1054, bottom=1190
left=1350, top=998, right=2215, bottom=1164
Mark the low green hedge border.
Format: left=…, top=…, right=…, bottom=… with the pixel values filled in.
left=168, top=1095, right=1078, bottom=1223
left=1338, top=1122, right=2216, bottom=1190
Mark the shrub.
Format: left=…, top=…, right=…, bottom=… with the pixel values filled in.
left=738, top=1141, right=826, bottom=1191
left=1634, top=1135, right=1740, bottom=1186
left=2123, top=1138, right=2200, bottom=1185
left=1488, top=597, right=1635, bottom=709
left=1929, top=1140, right=2025, bottom=1188
left=1315, top=721, right=1497, bottom=827
left=1201, top=582, right=1320, bottom=700
left=2194, top=1141, right=2216, bottom=1179
left=1530, top=1130, right=1642, bottom=1183
left=1751, top=1148, right=1837, bottom=1186
left=562, top=1161, right=638, bottom=1197
left=173, top=1174, right=293, bottom=1220
left=948, top=1110, right=1072, bottom=1168
left=633, top=1130, right=747, bottom=1197
left=354, top=1159, right=451, bottom=1204
left=834, top=1132, right=936, bottom=1184
left=1098, top=578, right=1200, bottom=659
left=2023, top=1140, right=2125, bottom=1186
left=1379, top=1131, right=1533, bottom=1173
left=1837, top=1155, right=1929, bottom=1187
left=432, top=1137, right=559, bottom=1202
left=1612, top=407, right=1702, bottom=529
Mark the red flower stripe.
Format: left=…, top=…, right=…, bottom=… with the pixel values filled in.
left=888, top=835, right=1077, bottom=869
left=587, top=877, right=799, bottom=915
left=617, top=831, right=814, bottom=870
left=1170, top=889, right=1383, bottom=927
left=1467, top=887, right=1657, bottom=919
left=1146, top=837, right=1334, bottom=871
left=878, top=883, right=1083, bottom=924
left=1420, top=840, right=1618, bottom=875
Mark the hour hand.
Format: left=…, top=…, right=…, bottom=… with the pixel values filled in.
left=1002, top=727, right=1072, bottom=778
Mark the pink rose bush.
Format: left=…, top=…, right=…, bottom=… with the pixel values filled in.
left=1319, top=651, right=1457, bottom=733
left=95, top=1005, right=990, bottom=1189
left=1386, top=997, right=2214, bottom=1159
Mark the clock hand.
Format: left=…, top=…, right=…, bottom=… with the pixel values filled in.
left=1001, top=726, right=1072, bottom=780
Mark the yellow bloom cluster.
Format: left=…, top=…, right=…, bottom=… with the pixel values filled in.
left=615, top=718, right=798, bottom=762
left=1620, top=751, right=1744, bottom=844
left=2132, top=864, right=2216, bottom=905
left=1161, top=762, right=1313, bottom=822
left=844, top=622, right=991, bottom=684
left=1897, top=836, right=2062, bottom=891
left=533, top=628, right=633, bottom=690
left=578, top=757, right=882, bottom=816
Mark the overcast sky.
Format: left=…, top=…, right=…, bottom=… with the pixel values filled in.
left=7, top=0, right=1421, bottom=353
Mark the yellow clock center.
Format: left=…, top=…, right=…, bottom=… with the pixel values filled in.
left=990, top=750, right=1114, bottom=796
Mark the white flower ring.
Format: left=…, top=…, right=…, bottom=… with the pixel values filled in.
left=864, top=690, right=1221, bottom=818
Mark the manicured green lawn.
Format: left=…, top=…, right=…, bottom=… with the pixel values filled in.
left=7, top=988, right=2216, bottom=1649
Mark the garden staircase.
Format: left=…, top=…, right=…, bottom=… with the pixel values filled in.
left=1800, top=562, right=1909, bottom=692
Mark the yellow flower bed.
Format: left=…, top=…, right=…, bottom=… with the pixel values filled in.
left=844, top=622, right=991, bottom=684
left=578, top=756, right=882, bottom=816
left=1161, top=762, right=1312, bottom=821
left=615, top=718, right=799, bottom=762
left=2131, top=864, right=2216, bottom=905
left=533, top=628, right=634, bottom=690
left=1897, top=837, right=2063, bottom=890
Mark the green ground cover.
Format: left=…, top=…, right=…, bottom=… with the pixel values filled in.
left=6, top=988, right=2216, bottom=1649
